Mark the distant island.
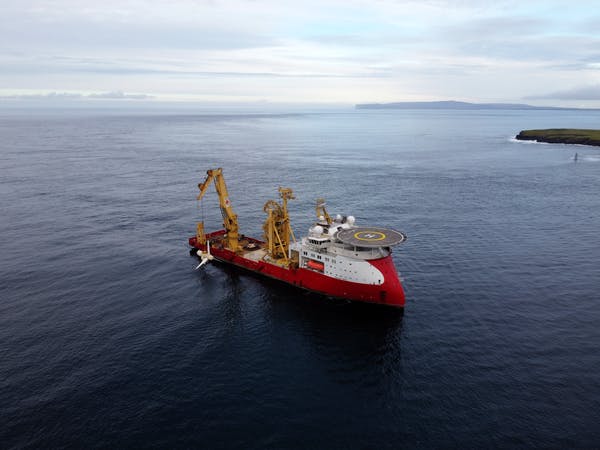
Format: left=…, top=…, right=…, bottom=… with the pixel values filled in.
left=355, top=100, right=594, bottom=111
left=515, top=129, right=600, bottom=146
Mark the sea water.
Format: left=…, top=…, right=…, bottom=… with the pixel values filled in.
left=1, top=107, right=599, bottom=448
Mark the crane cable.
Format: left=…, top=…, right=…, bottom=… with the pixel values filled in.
left=196, top=194, right=205, bottom=224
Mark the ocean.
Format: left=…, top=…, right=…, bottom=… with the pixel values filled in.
left=1, top=107, right=600, bottom=448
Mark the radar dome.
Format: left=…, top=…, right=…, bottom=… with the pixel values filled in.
left=347, top=216, right=355, bottom=225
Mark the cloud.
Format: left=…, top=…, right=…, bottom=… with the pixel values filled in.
left=87, top=90, right=152, bottom=99
left=0, top=92, right=83, bottom=100
left=524, top=85, right=600, bottom=100
left=0, top=1, right=280, bottom=51
left=0, top=91, right=152, bottom=100
left=2, top=0, right=600, bottom=104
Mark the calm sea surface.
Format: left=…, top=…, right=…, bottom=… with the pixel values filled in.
left=1, top=107, right=600, bottom=448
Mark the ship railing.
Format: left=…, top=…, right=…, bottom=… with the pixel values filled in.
left=328, top=245, right=390, bottom=259
left=304, top=240, right=330, bottom=252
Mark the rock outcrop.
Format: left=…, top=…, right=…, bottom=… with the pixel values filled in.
left=516, top=129, right=600, bottom=147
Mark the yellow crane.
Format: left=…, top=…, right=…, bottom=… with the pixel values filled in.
left=195, top=168, right=297, bottom=265
left=315, top=198, right=332, bottom=225
left=196, top=168, right=240, bottom=252
left=262, top=187, right=296, bottom=262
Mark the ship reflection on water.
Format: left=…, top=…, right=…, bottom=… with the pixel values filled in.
left=211, top=261, right=404, bottom=375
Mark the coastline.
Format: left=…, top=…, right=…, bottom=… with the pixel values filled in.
left=515, top=129, right=600, bottom=147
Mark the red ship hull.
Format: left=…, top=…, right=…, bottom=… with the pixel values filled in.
left=189, top=231, right=405, bottom=307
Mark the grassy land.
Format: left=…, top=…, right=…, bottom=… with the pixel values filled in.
left=516, top=129, right=600, bottom=146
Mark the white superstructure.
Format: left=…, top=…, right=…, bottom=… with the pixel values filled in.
left=290, top=215, right=406, bottom=286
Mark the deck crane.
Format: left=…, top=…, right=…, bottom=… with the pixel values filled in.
left=315, top=198, right=332, bottom=225
left=196, top=168, right=240, bottom=253
left=262, top=187, right=296, bottom=262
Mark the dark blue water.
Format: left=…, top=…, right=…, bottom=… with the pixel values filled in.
left=2, top=108, right=600, bottom=448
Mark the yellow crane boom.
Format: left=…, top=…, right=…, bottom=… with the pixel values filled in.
left=196, top=168, right=240, bottom=252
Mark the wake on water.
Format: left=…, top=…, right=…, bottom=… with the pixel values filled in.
left=508, top=136, right=600, bottom=161
left=581, top=155, right=600, bottom=161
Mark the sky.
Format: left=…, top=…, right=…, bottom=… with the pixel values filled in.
left=2, top=0, right=600, bottom=106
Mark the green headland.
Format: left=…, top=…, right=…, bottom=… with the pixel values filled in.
left=516, top=129, right=600, bottom=146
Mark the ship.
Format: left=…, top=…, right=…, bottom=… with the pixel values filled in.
left=189, top=168, right=407, bottom=307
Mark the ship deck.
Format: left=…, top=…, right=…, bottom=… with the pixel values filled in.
left=243, top=248, right=268, bottom=261
left=336, top=227, right=407, bottom=248
left=189, top=229, right=405, bottom=307
left=193, top=231, right=293, bottom=269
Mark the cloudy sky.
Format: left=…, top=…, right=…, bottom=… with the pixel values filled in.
left=2, top=0, right=600, bottom=106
